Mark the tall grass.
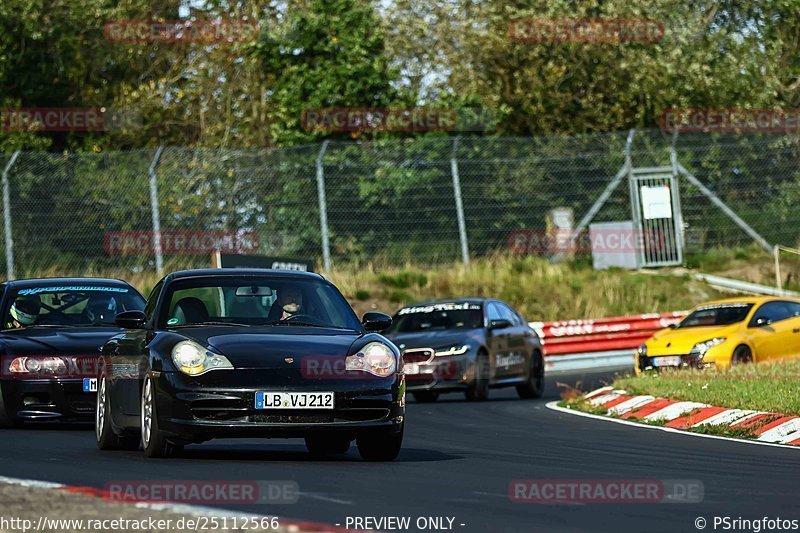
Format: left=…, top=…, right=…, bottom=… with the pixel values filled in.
left=17, top=253, right=723, bottom=321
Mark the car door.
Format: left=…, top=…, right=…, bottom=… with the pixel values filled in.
left=748, top=301, right=796, bottom=361
left=779, top=301, right=800, bottom=360
left=485, top=302, right=509, bottom=380
left=494, top=303, right=528, bottom=379
left=111, top=281, right=161, bottom=423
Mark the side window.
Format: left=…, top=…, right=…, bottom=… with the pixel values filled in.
left=498, top=303, right=521, bottom=325
left=143, top=281, right=163, bottom=322
left=788, top=302, right=800, bottom=318
left=750, top=301, right=793, bottom=326
left=486, top=303, right=502, bottom=322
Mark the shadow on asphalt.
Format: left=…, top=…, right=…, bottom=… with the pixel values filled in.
left=174, top=445, right=461, bottom=463
left=410, top=367, right=630, bottom=404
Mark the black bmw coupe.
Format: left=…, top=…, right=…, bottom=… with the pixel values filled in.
left=96, top=269, right=404, bottom=460
left=0, top=278, right=145, bottom=426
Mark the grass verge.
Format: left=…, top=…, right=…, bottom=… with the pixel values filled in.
left=612, top=359, right=800, bottom=416
left=560, top=359, right=800, bottom=441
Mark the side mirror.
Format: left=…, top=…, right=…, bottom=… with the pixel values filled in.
left=489, top=318, right=512, bottom=330
left=115, top=310, right=146, bottom=329
left=362, top=312, right=392, bottom=332
left=753, top=316, right=771, bottom=327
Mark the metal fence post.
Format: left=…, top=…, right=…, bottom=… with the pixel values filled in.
left=148, top=146, right=165, bottom=276
left=451, top=137, right=470, bottom=267
left=2, top=151, right=21, bottom=280
left=316, top=140, right=331, bottom=272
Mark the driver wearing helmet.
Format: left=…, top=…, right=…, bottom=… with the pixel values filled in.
left=7, top=295, right=41, bottom=329
left=84, top=295, right=117, bottom=324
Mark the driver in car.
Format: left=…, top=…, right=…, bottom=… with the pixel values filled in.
left=6, top=295, right=41, bottom=329
left=277, top=287, right=304, bottom=321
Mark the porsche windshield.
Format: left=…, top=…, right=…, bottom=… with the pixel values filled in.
left=4, top=285, right=144, bottom=329
left=676, top=304, right=754, bottom=328
left=159, top=276, right=361, bottom=331
left=387, top=303, right=483, bottom=333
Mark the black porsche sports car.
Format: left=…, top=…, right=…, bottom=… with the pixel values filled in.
left=384, top=298, right=543, bottom=402
left=96, top=268, right=404, bottom=461
left=0, top=278, right=146, bottom=426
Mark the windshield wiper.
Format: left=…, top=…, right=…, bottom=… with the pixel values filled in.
left=259, top=321, right=349, bottom=329
left=169, top=321, right=251, bottom=328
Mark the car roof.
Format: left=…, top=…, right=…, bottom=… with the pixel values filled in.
left=401, top=297, right=492, bottom=307
left=694, top=296, right=800, bottom=307
left=165, top=268, right=325, bottom=282
left=2, top=277, right=133, bottom=288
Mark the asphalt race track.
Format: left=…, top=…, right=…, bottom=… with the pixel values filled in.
left=0, top=369, right=797, bottom=533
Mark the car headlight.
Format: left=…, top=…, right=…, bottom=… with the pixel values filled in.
left=171, top=340, right=233, bottom=376
left=689, top=337, right=726, bottom=357
left=434, top=345, right=471, bottom=357
left=345, top=342, right=396, bottom=377
left=636, top=344, right=647, bottom=357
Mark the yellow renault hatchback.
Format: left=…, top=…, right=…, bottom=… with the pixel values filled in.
left=637, top=297, right=800, bottom=372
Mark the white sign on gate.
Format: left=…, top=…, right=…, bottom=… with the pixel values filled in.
left=640, top=185, right=673, bottom=220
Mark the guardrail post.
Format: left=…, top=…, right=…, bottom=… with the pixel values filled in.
left=451, top=137, right=470, bottom=268
left=2, top=151, right=21, bottom=280
left=148, top=146, right=165, bottom=276
left=316, top=140, right=331, bottom=272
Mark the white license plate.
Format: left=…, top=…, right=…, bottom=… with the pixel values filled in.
left=405, top=363, right=420, bottom=375
left=652, top=356, right=682, bottom=367
left=255, top=391, right=334, bottom=410
left=83, top=378, right=98, bottom=392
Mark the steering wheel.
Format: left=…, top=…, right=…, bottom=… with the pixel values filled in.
left=283, top=313, right=320, bottom=323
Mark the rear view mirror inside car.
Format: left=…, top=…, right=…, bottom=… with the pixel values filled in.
left=235, top=286, right=273, bottom=297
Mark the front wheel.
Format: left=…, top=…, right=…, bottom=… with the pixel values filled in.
left=96, top=376, right=139, bottom=450
left=141, top=375, right=182, bottom=458
left=731, top=345, right=753, bottom=365
left=356, top=425, right=403, bottom=462
left=516, top=352, right=545, bottom=399
left=464, top=353, right=489, bottom=401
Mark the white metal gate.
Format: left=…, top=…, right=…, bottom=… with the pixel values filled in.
left=629, top=168, right=684, bottom=267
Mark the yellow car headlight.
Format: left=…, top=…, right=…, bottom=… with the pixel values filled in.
left=171, top=340, right=233, bottom=376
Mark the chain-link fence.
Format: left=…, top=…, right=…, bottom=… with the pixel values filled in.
left=1, top=128, right=799, bottom=280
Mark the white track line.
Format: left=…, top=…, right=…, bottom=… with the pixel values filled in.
left=546, top=401, right=800, bottom=451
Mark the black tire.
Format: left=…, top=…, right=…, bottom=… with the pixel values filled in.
left=141, top=375, right=182, bottom=458
left=0, top=382, right=20, bottom=428
left=356, top=424, right=403, bottom=462
left=464, top=353, right=489, bottom=402
left=412, top=391, right=439, bottom=403
left=96, top=376, right=140, bottom=450
left=304, top=435, right=351, bottom=457
left=516, top=351, right=545, bottom=399
left=731, top=345, right=753, bottom=365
